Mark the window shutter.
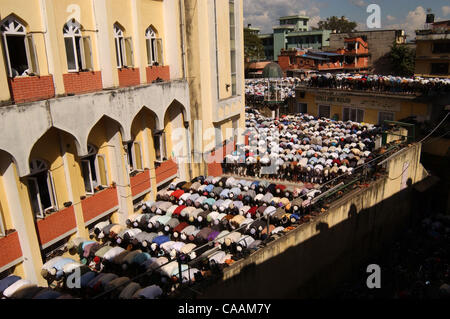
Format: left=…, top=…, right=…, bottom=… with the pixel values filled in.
left=133, top=142, right=143, bottom=170
left=81, top=160, right=94, bottom=194
left=2, top=34, right=13, bottom=77
left=0, top=205, right=5, bottom=237
left=97, top=155, right=108, bottom=186
left=125, top=37, right=134, bottom=68
left=81, top=36, right=94, bottom=71
left=47, top=171, right=58, bottom=210
left=25, top=34, right=40, bottom=75
left=146, top=39, right=152, bottom=66
left=120, top=38, right=127, bottom=67
left=357, top=109, right=364, bottom=123
left=156, top=38, right=164, bottom=65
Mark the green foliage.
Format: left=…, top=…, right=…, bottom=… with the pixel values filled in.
left=244, top=28, right=265, bottom=62
left=314, top=16, right=357, bottom=33
left=389, top=42, right=416, bottom=76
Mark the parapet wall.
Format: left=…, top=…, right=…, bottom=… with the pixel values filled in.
left=199, top=143, right=428, bottom=298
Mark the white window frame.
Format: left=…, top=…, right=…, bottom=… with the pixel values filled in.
left=114, top=24, right=125, bottom=69
left=81, top=145, right=109, bottom=194
left=63, top=21, right=83, bottom=72
left=343, top=107, right=365, bottom=123
left=28, top=177, right=44, bottom=218
left=28, top=159, right=58, bottom=219
left=81, top=159, right=94, bottom=195
left=145, top=27, right=158, bottom=66
left=1, top=17, right=39, bottom=77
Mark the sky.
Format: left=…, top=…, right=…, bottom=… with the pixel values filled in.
left=244, top=0, right=450, bottom=40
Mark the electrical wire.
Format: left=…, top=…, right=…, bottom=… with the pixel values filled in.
left=418, top=112, right=450, bottom=143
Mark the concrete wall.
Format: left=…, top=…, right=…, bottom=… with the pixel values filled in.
left=198, top=143, right=427, bottom=298
left=0, top=79, right=190, bottom=177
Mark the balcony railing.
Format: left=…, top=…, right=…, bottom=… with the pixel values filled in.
left=81, top=186, right=119, bottom=226
left=130, top=170, right=151, bottom=199
left=36, top=205, right=77, bottom=248
left=0, top=231, right=22, bottom=272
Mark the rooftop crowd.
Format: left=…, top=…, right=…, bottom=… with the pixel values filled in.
left=245, top=73, right=450, bottom=102
left=305, top=73, right=450, bottom=96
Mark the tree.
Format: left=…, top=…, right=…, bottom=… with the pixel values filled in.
left=314, top=16, right=357, bottom=33
left=244, top=28, right=265, bottom=62
left=389, top=42, right=416, bottom=76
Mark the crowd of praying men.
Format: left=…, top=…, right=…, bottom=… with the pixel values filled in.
left=1, top=173, right=327, bottom=299
left=245, top=74, right=450, bottom=105
left=222, top=109, right=382, bottom=184
left=305, top=73, right=450, bottom=96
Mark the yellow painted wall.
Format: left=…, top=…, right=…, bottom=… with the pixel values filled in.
left=0, top=41, right=11, bottom=101
left=0, top=0, right=50, bottom=99
left=216, top=0, right=232, bottom=100
left=51, top=0, right=100, bottom=73
left=138, top=0, right=166, bottom=66
left=164, top=102, right=185, bottom=159
left=11, top=263, right=26, bottom=279
left=0, top=167, right=14, bottom=231
left=87, top=119, right=116, bottom=189
left=15, top=164, right=47, bottom=286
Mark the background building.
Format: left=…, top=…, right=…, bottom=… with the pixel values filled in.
left=0, top=0, right=244, bottom=284
left=325, top=29, right=406, bottom=74
left=415, top=20, right=450, bottom=78
left=258, top=15, right=331, bottom=62
left=294, top=87, right=429, bottom=125
left=278, top=37, right=369, bottom=74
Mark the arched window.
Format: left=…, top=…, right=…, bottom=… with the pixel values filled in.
left=145, top=26, right=163, bottom=66
left=0, top=16, right=39, bottom=77
left=114, top=24, right=125, bottom=68
left=145, top=27, right=156, bottom=66
left=63, top=20, right=93, bottom=72
left=81, top=144, right=109, bottom=194
left=28, top=159, right=57, bottom=218
left=114, top=24, right=134, bottom=68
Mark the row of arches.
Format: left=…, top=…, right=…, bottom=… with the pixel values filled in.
left=0, top=100, right=188, bottom=221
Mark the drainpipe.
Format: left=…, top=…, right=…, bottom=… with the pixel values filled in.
left=179, top=0, right=187, bottom=79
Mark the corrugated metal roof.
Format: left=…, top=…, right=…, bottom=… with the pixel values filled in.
left=301, top=54, right=330, bottom=61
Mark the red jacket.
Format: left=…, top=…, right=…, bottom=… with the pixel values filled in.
left=173, top=205, right=186, bottom=217
left=170, top=190, right=185, bottom=199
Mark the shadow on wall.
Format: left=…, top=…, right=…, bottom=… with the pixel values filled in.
left=191, top=176, right=436, bottom=299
